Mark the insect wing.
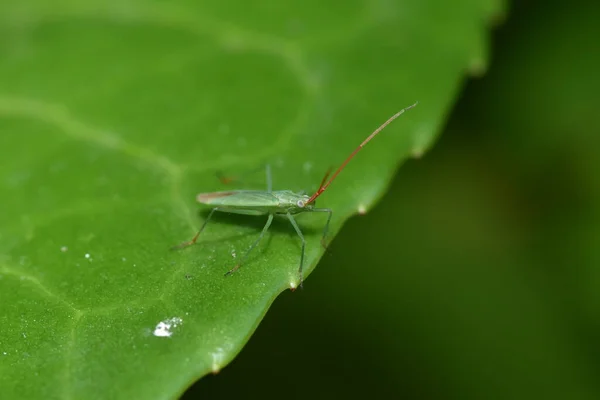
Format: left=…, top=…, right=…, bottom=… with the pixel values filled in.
left=196, top=190, right=279, bottom=207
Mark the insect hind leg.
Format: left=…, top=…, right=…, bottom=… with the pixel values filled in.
left=171, top=207, right=222, bottom=250
left=215, top=164, right=271, bottom=189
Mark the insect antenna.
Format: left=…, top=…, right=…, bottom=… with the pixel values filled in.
left=306, top=101, right=418, bottom=204
left=318, top=167, right=332, bottom=191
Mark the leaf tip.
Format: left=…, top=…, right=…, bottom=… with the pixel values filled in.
left=357, top=204, right=367, bottom=215
left=211, top=347, right=226, bottom=373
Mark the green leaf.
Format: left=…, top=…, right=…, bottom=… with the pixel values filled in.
left=0, top=1, right=503, bottom=399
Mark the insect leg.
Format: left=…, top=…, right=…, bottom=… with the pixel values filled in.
left=286, top=212, right=306, bottom=288
left=215, top=164, right=268, bottom=186
left=312, top=208, right=333, bottom=249
left=225, top=213, right=274, bottom=276
left=171, top=207, right=222, bottom=250
left=266, top=164, right=272, bottom=193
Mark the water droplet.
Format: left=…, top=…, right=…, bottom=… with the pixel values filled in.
left=153, top=317, right=183, bottom=338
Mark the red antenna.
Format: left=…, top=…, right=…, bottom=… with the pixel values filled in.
left=306, top=101, right=418, bottom=204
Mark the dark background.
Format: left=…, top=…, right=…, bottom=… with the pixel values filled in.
left=186, top=0, right=600, bottom=398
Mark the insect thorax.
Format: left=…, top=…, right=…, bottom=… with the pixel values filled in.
left=272, top=190, right=312, bottom=214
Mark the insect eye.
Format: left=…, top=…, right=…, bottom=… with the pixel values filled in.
left=297, top=200, right=305, bottom=208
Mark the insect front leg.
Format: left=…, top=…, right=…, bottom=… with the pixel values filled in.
left=286, top=212, right=306, bottom=288
left=312, top=208, right=333, bottom=249
left=171, top=207, right=222, bottom=250
left=225, top=213, right=274, bottom=276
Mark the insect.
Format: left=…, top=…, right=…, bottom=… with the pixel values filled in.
left=173, top=102, right=418, bottom=287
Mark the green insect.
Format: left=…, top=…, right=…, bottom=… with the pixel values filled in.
left=173, top=102, right=418, bottom=287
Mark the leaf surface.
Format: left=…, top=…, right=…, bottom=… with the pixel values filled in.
left=0, top=1, right=503, bottom=398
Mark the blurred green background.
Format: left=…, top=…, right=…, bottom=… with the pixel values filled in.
left=189, top=0, right=600, bottom=399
